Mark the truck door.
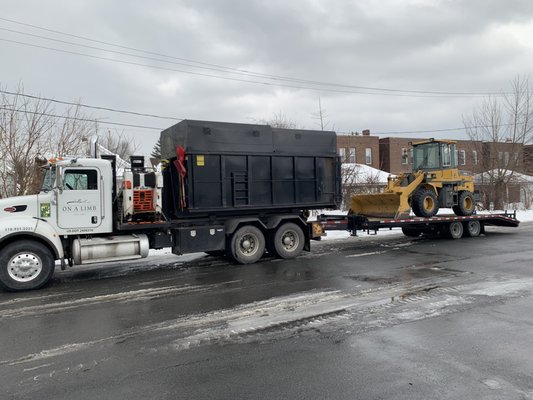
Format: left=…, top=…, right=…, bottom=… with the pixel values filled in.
left=57, top=167, right=103, bottom=230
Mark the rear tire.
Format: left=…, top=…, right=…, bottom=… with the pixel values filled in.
left=453, top=191, right=475, bottom=216
left=447, top=221, right=463, bottom=239
left=412, top=188, right=439, bottom=218
left=270, top=223, right=305, bottom=259
left=0, top=240, right=55, bottom=291
left=464, top=220, right=481, bottom=237
left=228, top=225, right=265, bottom=264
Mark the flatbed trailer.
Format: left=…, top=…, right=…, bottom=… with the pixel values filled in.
left=316, top=212, right=520, bottom=239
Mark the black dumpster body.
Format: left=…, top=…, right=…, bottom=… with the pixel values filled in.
left=160, top=120, right=341, bottom=219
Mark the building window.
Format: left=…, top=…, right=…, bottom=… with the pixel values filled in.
left=459, top=150, right=466, bottom=166
left=504, top=152, right=509, bottom=166
left=339, top=148, right=346, bottom=163
left=365, top=148, right=372, bottom=164
left=472, top=150, right=478, bottom=165
left=401, top=148, right=409, bottom=164
left=349, top=147, right=356, bottom=163
left=498, top=151, right=503, bottom=164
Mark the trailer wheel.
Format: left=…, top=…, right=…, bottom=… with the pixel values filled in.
left=271, top=223, right=305, bottom=259
left=0, top=240, right=55, bottom=291
left=447, top=221, right=463, bottom=239
left=412, top=188, right=439, bottom=218
left=401, top=227, right=421, bottom=237
left=453, top=191, right=475, bottom=216
left=464, top=220, right=481, bottom=237
left=229, top=225, right=265, bottom=264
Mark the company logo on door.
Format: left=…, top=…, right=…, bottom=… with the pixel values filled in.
left=62, top=199, right=97, bottom=212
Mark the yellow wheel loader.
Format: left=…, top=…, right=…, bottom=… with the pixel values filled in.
left=350, top=139, right=476, bottom=219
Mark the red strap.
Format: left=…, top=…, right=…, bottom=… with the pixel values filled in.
left=175, top=146, right=187, bottom=178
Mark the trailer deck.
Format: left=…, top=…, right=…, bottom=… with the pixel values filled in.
left=316, top=212, right=520, bottom=238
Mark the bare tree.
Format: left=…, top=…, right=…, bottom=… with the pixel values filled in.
left=50, top=103, right=95, bottom=157
left=255, top=111, right=298, bottom=129
left=311, top=96, right=334, bottom=131
left=463, top=76, right=533, bottom=209
left=0, top=86, right=53, bottom=196
left=0, top=85, right=98, bottom=196
left=98, top=128, right=139, bottom=160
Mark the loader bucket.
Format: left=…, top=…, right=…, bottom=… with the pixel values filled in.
left=350, top=193, right=410, bottom=219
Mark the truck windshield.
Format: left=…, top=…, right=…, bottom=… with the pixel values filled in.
left=412, top=143, right=440, bottom=170
left=40, top=166, right=56, bottom=192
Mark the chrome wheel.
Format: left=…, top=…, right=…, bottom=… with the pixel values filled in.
left=8, top=252, right=43, bottom=283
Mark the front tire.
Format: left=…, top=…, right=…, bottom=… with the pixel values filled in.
left=0, top=240, right=55, bottom=291
left=229, top=225, right=265, bottom=264
left=412, top=188, right=439, bottom=218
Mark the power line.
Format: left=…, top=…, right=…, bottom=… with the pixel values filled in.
left=0, top=16, right=510, bottom=97
left=0, top=89, right=182, bottom=121
left=352, top=121, right=528, bottom=136
left=0, top=106, right=163, bottom=131
left=0, top=36, right=496, bottom=99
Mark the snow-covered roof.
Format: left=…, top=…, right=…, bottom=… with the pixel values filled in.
left=341, top=163, right=390, bottom=183
left=474, top=170, right=533, bottom=183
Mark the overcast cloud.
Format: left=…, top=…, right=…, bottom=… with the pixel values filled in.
left=2, top=0, right=533, bottom=153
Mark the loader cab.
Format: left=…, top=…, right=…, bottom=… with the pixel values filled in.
left=412, top=139, right=457, bottom=171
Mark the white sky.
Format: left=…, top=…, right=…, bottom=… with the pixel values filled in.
left=2, top=0, right=533, bottom=154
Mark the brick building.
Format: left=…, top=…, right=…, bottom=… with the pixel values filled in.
left=378, top=137, right=482, bottom=175
left=336, top=130, right=380, bottom=169
left=524, top=145, right=533, bottom=175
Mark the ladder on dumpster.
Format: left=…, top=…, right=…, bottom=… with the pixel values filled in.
left=232, top=171, right=249, bottom=206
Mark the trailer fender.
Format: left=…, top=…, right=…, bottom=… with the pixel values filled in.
left=264, top=215, right=307, bottom=230
left=224, top=218, right=267, bottom=236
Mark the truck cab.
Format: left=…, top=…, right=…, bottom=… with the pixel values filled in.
left=0, top=157, right=120, bottom=291
left=40, top=158, right=114, bottom=235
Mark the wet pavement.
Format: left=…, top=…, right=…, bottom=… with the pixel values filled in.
left=1, top=223, right=533, bottom=399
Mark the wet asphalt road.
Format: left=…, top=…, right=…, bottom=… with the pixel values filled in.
left=1, top=223, right=533, bottom=399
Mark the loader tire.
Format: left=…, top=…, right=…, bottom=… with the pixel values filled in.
left=411, top=188, right=439, bottom=218
left=453, top=191, right=475, bottom=216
